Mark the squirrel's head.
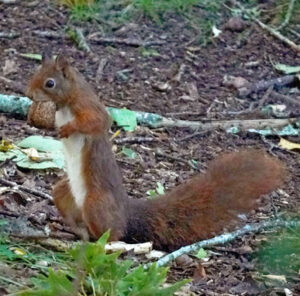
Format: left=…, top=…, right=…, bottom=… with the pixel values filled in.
left=26, top=53, right=75, bottom=105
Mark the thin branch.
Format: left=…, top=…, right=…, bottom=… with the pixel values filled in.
left=114, top=137, right=157, bottom=145
left=271, top=91, right=300, bottom=108
left=277, top=0, right=296, bottom=31
left=69, top=28, right=91, bottom=53
left=0, top=76, right=25, bottom=94
left=176, top=131, right=207, bottom=142
left=0, top=31, right=20, bottom=39
left=255, top=18, right=300, bottom=52
left=32, top=30, right=62, bottom=39
left=238, top=75, right=297, bottom=97
left=1, top=95, right=298, bottom=131
left=96, top=58, right=108, bottom=83
left=0, top=0, right=18, bottom=3
left=155, top=148, right=200, bottom=171
left=231, top=86, right=273, bottom=115
left=154, top=117, right=298, bottom=131
left=89, top=35, right=166, bottom=47
left=234, top=1, right=300, bottom=53
left=153, top=219, right=300, bottom=267
left=0, top=178, right=53, bottom=201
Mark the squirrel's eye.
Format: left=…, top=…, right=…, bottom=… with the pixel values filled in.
left=45, top=78, right=55, bottom=89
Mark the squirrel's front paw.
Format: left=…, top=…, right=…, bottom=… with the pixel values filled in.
left=59, top=124, right=75, bottom=138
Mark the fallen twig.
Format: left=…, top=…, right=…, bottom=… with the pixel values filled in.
left=153, top=219, right=300, bottom=267
left=271, top=91, right=300, bottom=108
left=172, top=63, right=186, bottom=82
left=276, top=0, right=296, bottom=31
left=238, top=75, right=298, bottom=97
left=234, top=1, right=300, bottom=53
left=0, top=178, right=53, bottom=200
left=69, top=28, right=91, bottom=53
left=0, top=0, right=18, bottom=3
left=89, top=35, right=166, bottom=47
left=96, top=58, right=108, bottom=83
left=155, top=148, right=200, bottom=171
left=153, top=117, right=298, bottom=130
left=32, top=30, right=62, bottom=39
left=0, top=76, right=25, bottom=94
left=10, top=231, right=76, bottom=240
left=255, top=18, right=300, bottom=53
left=1, top=94, right=299, bottom=132
left=0, top=210, right=18, bottom=217
left=289, top=28, right=300, bottom=40
left=114, top=136, right=157, bottom=145
left=176, top=131, right=207, bottom=142
left=229, top=86, right=273, bottom=116
left=0, top=31, right=20, bottom=39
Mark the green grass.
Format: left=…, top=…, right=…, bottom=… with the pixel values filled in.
left=253, top=226, right=300, bottom=280
left=58, top=0, right=222, bottom=28
left=57, top=0, right=223, bottom=45
left=0, top=231, right=188, bottom=295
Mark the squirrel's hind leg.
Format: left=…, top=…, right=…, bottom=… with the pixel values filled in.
left=53, top=177, right=89, bottom=241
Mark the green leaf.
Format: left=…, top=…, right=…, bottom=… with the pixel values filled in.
left=146, top=189, right=157, bottom=197
left=107, top=108, right=137, bottom=132
left=19, top=53, right=43, bottom=61
left=18, top=136, right=64, bottom=169
left=19, top=54, right=57, bottom=61
left=96, top=230, right=110, bottom=247
left=273, top=63, right=300, bottom=74
left=0, top=149, right=18, bottom=161
left=188, top=159, right=198, bottom=169
left=18, top=231, right=188, bottom=296
left=140, top=48, right=160, bottom=57
left=18, top=136, right=63, bottom=153
left=195, top=248, right=208, bottom=259
left=156, top=182, right=165, bottom=195
left=0, top=136, right=64, bottom=169
left=121, top=147, right=137, bottom=159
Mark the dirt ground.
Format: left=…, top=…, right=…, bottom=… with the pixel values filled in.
left=0, top=0, right=300, bottom=295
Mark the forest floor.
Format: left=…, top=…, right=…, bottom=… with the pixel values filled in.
left=0, top=0, right=300, bottom=295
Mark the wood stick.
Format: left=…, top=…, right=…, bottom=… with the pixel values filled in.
left=0, top=178, right=53, bottom=200
left=89, top=36, right=166, bottom=47
left=114, top=137, right=157, bottom=144
left=276, top=0, right=296, bottom=30
left=238, top=75, right=297, bottom=97
left=0, top=31, right=20, bottom=39
left=155, top=117, right=297, bottom=131
left=152, top=219, right=300, bottom=267
left=234, top=0, right=300, bottom=53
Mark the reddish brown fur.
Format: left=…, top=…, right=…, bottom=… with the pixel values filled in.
left=52, top=178, right=89, bottom=240
left=130, top=150, right=285, bottom=250
left=27, top=55, right=286, bottom=251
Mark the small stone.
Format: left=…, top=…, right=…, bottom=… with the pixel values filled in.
left=224, top=17, right=248, bottom=32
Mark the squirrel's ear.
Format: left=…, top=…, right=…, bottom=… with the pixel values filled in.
left=42, top=51, right=52, bottom=65
left=55, top=55, right=71, bottom=78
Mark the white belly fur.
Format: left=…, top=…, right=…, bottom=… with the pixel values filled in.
left=55, top=106, right=87, bottom=208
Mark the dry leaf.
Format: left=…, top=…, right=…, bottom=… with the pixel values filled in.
left=22, top=147, right=41, bottom=161
left=0, top=139, right=14, bottom=152
left=261, top=274, right=287, bottom=283
left=223, top=75, right=250, bottom=89
left=278, top=138, right=300, bottom=151
left=2, top=59, right=17, bottom=76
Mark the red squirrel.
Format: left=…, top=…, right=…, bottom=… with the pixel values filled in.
left=26, top=54, right=286, bottom=251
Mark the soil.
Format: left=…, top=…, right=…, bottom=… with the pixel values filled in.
left=0, top=0, right=300, bottom=295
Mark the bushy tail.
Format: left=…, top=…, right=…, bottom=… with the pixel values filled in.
left=125, top=150, right=286, bottom=251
